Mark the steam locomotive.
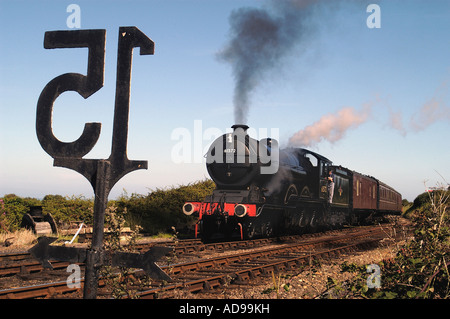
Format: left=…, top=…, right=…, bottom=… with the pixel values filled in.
left=182, top=125, right=402, bottom=241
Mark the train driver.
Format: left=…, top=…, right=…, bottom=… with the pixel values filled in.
left=327, top=170, right=335, bottom=204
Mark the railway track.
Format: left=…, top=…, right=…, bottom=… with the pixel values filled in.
left=0, top=224, right=397, bottom=299
left=0, top=225, right=378, bottom=277
left=136, top=226, right=387, bottom=298
left=0, top=238, right=202, bottom=277
left=0, top=238, right=201, bottom=263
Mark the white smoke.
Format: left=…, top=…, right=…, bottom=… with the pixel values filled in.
left=388, top=108, right=407, bottom=137
left=288, top=106, right=372, bottom=147
left=389, top=79, right=450, bottom=135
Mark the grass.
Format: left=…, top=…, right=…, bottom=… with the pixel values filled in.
left=150, top=232, right=176, bottom=239
left=0, top=229, right=37, bottom=247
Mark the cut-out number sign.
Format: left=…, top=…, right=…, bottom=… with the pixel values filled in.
left=34, top=27, right=156, bottom=299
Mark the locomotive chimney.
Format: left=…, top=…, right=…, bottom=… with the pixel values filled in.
left=231, top=124, right=249, bottom=132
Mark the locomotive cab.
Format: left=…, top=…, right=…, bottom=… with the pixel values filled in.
left=283, top=148, right=332, bottom=202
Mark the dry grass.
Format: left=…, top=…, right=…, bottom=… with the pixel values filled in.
left=0, top=229, right=37, bottom=247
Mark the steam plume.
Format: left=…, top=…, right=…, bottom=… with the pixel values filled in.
left=218, top=0, right=319, bottom=124
left=388, top=108, right=406, bottom=136
left=389, top=80, right=450, bottom=135
left=288, top=106, right=371, bottom=147
left=410, top=87, right=450, bottom=132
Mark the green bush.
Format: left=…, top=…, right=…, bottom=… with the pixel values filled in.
left=116, top=179, right=215, bottom=235
left=1, top=179, right=216, bottom=235
left=339, top=189, right=450, bottom=299
left=0, top=194, right=41, bottom=232
left=404, top=189, right=450, bottom=218
left=0, top=194, right=95, bottom=232
left=42, top=194, right=94, bottom=225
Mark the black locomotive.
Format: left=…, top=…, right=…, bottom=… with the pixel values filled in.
left=183, top=125, right=402, bottom=241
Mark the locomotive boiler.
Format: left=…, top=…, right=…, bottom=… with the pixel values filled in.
left=183, top=125, right=402, bottom=241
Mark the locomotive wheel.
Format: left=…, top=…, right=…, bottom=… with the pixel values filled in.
left=309, top=211, right=319, bottom=232
left=263, top=222, right=274, bottom=237
left=284, top=184, right=298, bottom=204
left=300, top=186, right=311, bottom=198
left=300, top=209, right=309, bottom=228
left=309, top=208, right=324, bottom=233
left=297, top=213, right=304, bottom=228
left=295, top=213, right=305, bottom=235
left=246, top=223, right=256, bottom=239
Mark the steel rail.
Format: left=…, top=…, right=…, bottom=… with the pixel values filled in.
left=0, top=251, right=30, bottom=262
left=0, top=260, right=73, bottom=277
left=0, top=280, right=80, bottom=299
left=0, top=237, right=199, bottom=264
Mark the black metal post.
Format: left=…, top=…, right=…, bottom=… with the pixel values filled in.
left=83, top=160, right=110, bottom=299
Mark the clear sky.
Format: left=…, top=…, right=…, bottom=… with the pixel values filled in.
left=0, top=0, right=449, bottom=201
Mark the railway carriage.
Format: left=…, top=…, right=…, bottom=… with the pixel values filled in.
left=378, top=181, right=403, bottom=213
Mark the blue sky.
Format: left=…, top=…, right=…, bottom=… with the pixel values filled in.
left=0, top=0, right=449, bottom=201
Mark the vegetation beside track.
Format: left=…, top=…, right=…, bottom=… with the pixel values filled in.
left=115, top=179, right=215, bottom=235
left=332, top=188, right=450, bottom=299
left=0, top=179, right=215, bottom=238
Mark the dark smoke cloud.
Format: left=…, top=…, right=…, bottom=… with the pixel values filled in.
left=217, top=0, right=320, bottom=124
